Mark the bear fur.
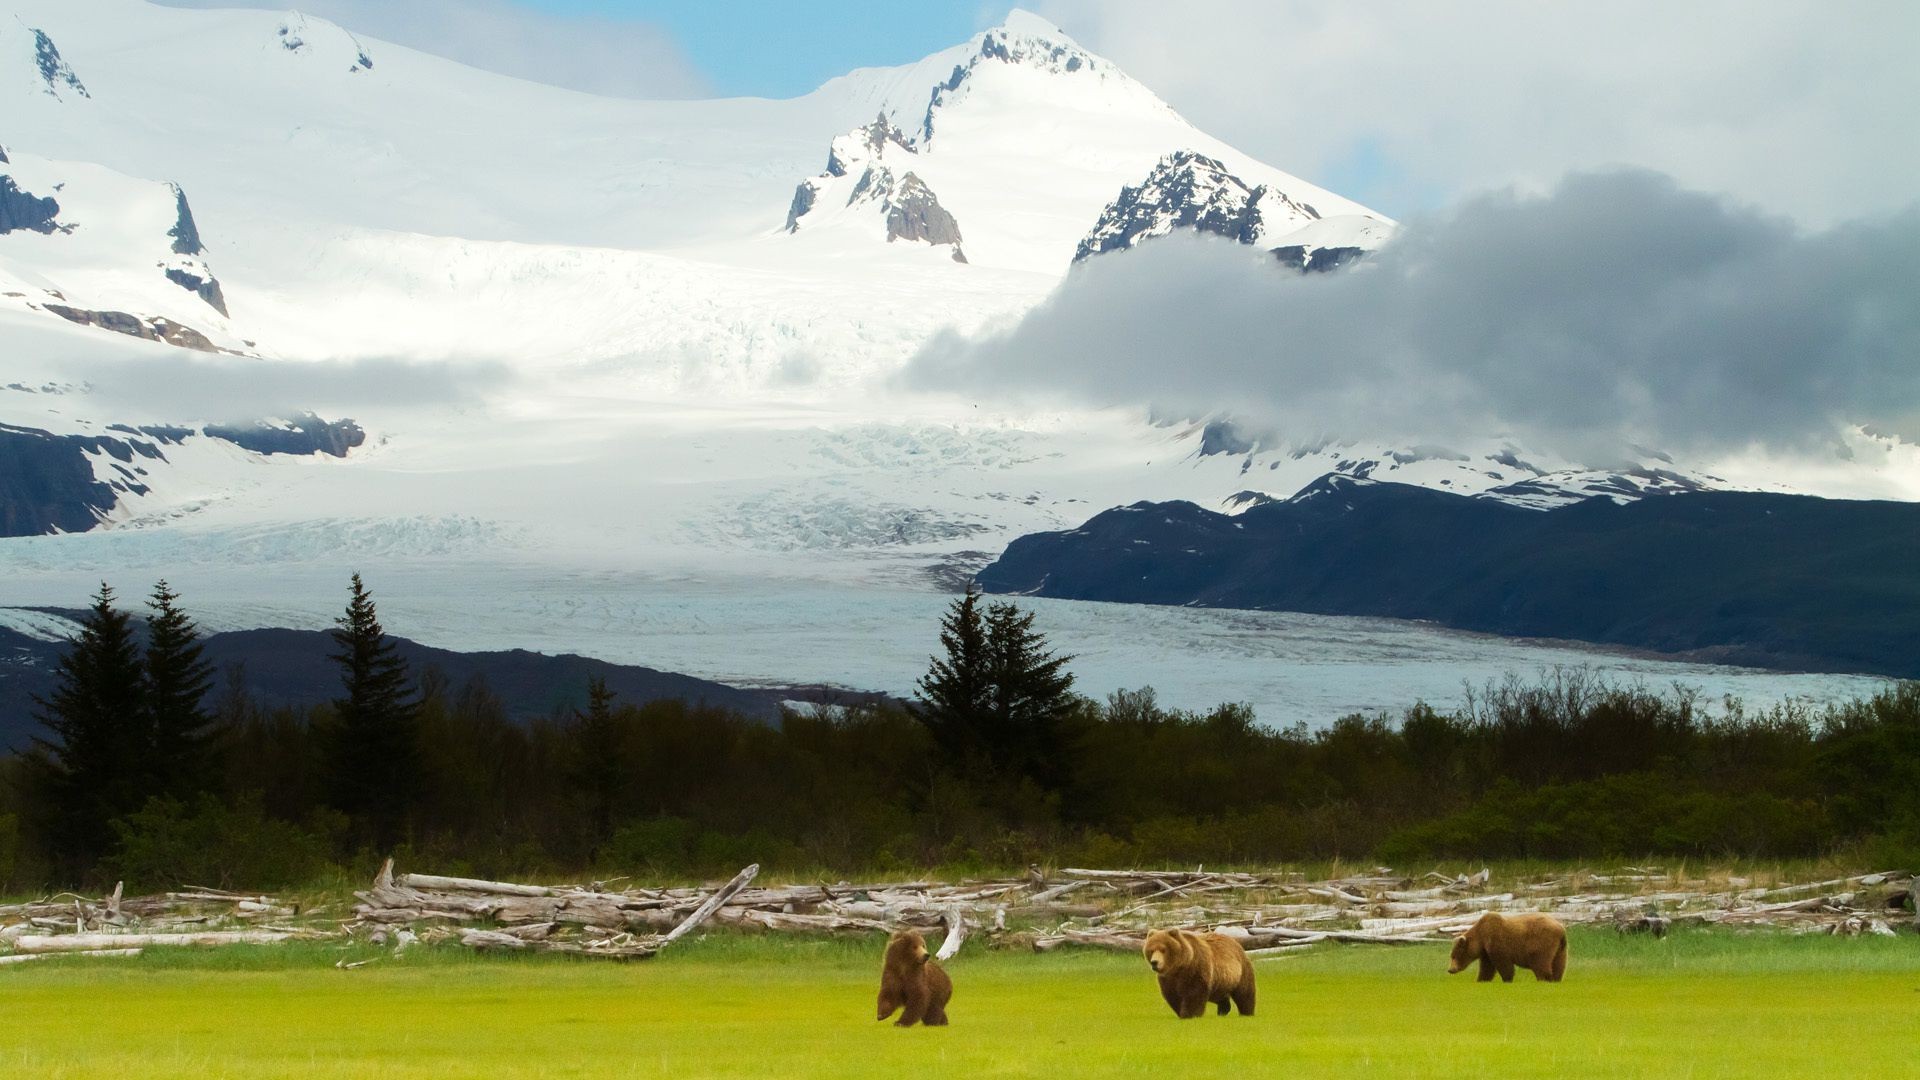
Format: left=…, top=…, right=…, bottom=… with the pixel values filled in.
left=876, top=929, right=952, bottom=1027
left=1448, top=912, right=1568, bottom=982
left=1142, top=928, right=1256, bottom=1018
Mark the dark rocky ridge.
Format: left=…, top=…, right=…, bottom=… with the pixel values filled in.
left=203, top=413, right=364, bottom=457
left=31, top=29, right=89, bottom=99
left=886, top=173, right=965, bottom=259
left=978, top=476, right=1920, bottom=678
left=41, top=304, right=220, bottom=351
left=1075, top=151, right=1276, bottom=263
left=0, top=175, right=61, bottom=234
left=0, top=622, right=780, bottom=749
left=1272, top=244, right=1367, bottom=273
left=0, top=415, right=366, bottom=536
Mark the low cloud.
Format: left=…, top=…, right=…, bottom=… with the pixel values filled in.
left=73, top=355, right=506, bottom=425
left=155, top=0, right=710, bottom=100
left=903, top=170, right=1920, bottom=460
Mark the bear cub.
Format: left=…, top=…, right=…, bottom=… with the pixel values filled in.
left=877, top=929, right=953, bottom=1027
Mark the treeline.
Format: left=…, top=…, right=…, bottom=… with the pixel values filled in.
left=0, top=580, right=1916, bottom=893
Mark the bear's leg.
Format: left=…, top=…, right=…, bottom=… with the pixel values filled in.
left=1476, top=957, right=1495, bottom=982
left=895, top=986, right=927, bottom=1027
left=1549, top=939, right=1568, bottom=982
left=924, top=1001, right=949, bottom=1027
left=1497, top=961, right=1515, bottom=983
left=1160, top=981, right=1185, bottom=1018
left=877, top=987, right=899, bottom=1022
left=1230, top=979, right=1255, bottom=1017
left=1180, top=991, right=1209, bottom=1019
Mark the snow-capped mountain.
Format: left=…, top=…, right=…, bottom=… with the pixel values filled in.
left=1, top=144, right=237, bottom=351
left=0, top=0, right=1907, bottom=719
left=0, top=0, right=1912, bottom=559
left=784, top=114, right=968, bottom=262
left=1073, top=150, right=1394, bottom=269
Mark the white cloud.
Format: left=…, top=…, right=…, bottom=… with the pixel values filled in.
left=902, top=170, right=1920, bottom=461
left=156, top=0, right=711, bottom=99
left=1033, top=0, right=1920, bottom=225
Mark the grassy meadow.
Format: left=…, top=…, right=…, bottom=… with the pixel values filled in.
left=1, top=927, right=1914, bottom=1079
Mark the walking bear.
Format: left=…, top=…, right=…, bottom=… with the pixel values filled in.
left=1448, top=912, right=1568, bottom=982
left=877, top=929, right=952, bottom=1027
left=1142, top=928, right=1256, bottom=1018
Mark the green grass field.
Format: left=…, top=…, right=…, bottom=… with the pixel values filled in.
left=1, top=929, right=1914, bottom=1079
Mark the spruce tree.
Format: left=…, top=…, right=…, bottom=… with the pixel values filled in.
left=913, top=585, right=993, bottom=768
left=143, top=580, right=217, bottom=800
left=983, top=600, right=1076, bottom=786
left=325, top=573, right=419, bottom=851
left=572, top=676, right=622, bottom=853
left=31, top=583, right=148, bottom=874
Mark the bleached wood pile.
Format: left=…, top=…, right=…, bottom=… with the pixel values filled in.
left=4, top=863, right=1912, bottom=964
left=0, top=882, right=326, bottom=963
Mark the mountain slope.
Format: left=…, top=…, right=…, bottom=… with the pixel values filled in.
left=977, top=476, right=1920, bottom=677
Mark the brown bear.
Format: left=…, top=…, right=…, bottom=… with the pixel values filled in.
left=1142, top=928, right=1256, bottom=1018
left=876, top=929, right=952, bottom=1027
left=1448, top=912, right=1568, bottom=982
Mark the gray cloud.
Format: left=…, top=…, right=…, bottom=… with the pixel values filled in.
left=902, top=170, right=1920, bottom=459
left=1034, top=0, right=1920, bottom=226
left=155, top=0, right=710, bottom=99
left=75, top=355, right=506, bottom=424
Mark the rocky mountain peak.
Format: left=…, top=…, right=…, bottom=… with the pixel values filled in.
left=1074, top=151, right=1279, bottom=262
left=28, top=27, right=89, bottom=100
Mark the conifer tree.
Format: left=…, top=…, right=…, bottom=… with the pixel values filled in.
left=983, top=599, right=1076, bottom=786
left=143, top=580, right=217, bottom=800
left=913, top=585, right=992, bottom=767
left=325, top=573, right=419, bottom=851
left=31, top=583, right=148, bottom=873
left=572, top=676, right=622, bottom=852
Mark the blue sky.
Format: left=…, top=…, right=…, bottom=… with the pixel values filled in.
left=518, top=0, right=996, bottom=98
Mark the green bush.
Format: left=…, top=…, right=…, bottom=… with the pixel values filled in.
left=104, top=795, right=335, bottom=891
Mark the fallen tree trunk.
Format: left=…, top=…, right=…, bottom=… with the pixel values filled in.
left=935, top=908, right=967, bottom=961
left=15, top=930, right=297, bottom=953
left=0, top=947, right=144, bottom=966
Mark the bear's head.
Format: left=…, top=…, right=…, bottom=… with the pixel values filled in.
left=1447, top=931, right=1480, bottom=974
left=1143, top=929, right=1191, bottom=974
left=886, top=929, right=930, bottom=969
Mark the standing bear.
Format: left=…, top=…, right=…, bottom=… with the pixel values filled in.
left=1142, top=928, right=1256, bottom=1018
left=876, top=929, right=952, bottom=1027
left=1448, top=912, right=1568, bottom=982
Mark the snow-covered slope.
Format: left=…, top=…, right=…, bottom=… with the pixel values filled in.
left=1073, top=150, right=1393, bottom=267
left=1, top=145, right=241, bottom=351
left=0, top=0, right=1913, bottom=576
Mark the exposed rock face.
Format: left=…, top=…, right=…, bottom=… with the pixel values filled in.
left=1198, top=418, right=1258, bottom=457
left=202, top=414, right=365, bottom=458
left=920, top=18, right=1117, bottom=143
left=0, top=176, right=61, bottom=234
left=0, top=415, right=367, bottom=536
left=784, top=114, right=967, bottom=261
left=155, top=184, right=229, bottom=313
left=163, top=267, right=229, bottom=315
left=1272, top=244, right=1367, bottom=273
left=276, top=14, right=375, bottom=74
left=30, top=29, right=89, bottom=100
left=41, top=304, right=220, bottom=351
left=0, top=424, right=132, bottom=535
left=978, top=479, right=1920, bottom=678
left=886, top=173, right=965, bottom=259
left=783, top=181, right=817, bottom=232
left=829, top=114, right=914, bottom=176
left=167, top=185, right=204, bottom=255
left=1074, top=151, right=1313, bottom=263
